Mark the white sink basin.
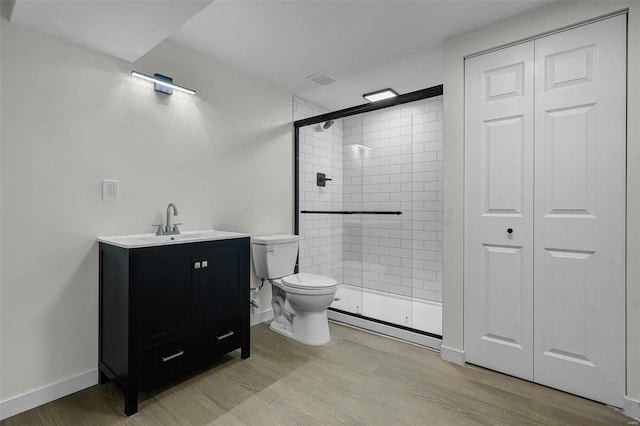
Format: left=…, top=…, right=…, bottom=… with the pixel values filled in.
left=98, top=229, right=249, bottom=249
left=137, top=232, right=205, bottom=243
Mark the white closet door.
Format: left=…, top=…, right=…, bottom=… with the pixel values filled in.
left=533, top=15, right=626, bottom=407
left=464, top=41, right=535, bottom=380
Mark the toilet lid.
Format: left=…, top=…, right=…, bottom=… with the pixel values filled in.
left=282, top=272, right=337, bottom=289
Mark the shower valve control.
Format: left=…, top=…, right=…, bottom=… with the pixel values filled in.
left=317, top=173, right=332, bottom=187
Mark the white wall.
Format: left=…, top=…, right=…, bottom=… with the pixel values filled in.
left=0, top=17, right=293, bottom=405
left=442, top=0, right=640, bottom=408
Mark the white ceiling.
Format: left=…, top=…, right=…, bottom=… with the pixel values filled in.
left=10, top=0, right=554, bottom=111
left=10, top=0, right=213, bottom=63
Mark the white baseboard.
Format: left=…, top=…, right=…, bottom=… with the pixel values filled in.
left=250, top=308, right=273, bottom=326
left=0, top=311, right=272, bottom=421
left=440, top=345, right=465, bottom=365
left=0, top=369, right=98, bottom=421
left=625, top=395, right=640, bottom=421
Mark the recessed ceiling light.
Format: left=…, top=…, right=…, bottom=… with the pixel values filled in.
left=363, top=88, right=398, bottom=102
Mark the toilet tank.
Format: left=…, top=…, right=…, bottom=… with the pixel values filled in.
left=251, top=234, right=300, bottom=279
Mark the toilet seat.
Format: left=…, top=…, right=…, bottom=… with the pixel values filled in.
left=282, top=272, right=337, bottom=290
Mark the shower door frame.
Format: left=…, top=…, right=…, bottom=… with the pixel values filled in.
left=293, top=84, right=443, bottom=349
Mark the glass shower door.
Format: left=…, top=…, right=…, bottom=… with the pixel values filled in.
left=330, top=116, right=364, bottom=315
left=297, top=120, right=362, bottom=316
left=351, top=107, right=414, bottom=328
left=297, top=93, right=445, bottom=341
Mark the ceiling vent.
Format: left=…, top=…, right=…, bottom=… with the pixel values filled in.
left=307, top=72, right=337, bottom=86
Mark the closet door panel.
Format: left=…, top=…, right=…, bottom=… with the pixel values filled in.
left=533, top=15, right=626, bottom=407
left=464, top=41, right=535, bottom=380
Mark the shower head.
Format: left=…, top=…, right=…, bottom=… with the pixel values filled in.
left=323, top=120, right=335, bottom=130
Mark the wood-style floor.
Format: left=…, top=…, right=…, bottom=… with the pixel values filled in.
left=1, top=322, right=632, bottom=425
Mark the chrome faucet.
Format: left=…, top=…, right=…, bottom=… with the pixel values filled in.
left=153, top=203, right=182, bottom=236
left=166, top=203, right=178, bottom=233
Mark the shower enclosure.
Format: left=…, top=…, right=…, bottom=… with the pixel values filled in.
left=294, top=86, right=443, bottom=347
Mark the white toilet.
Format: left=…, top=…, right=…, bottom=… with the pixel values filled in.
left=251, top=234, right=337, bottom=345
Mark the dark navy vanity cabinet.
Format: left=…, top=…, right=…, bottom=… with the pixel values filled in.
left=98, top=236, right=250, bottom=416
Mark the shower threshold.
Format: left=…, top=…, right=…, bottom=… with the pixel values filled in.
left=327, top=284, right=442, bottom=350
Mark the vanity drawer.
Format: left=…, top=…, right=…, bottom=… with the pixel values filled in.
left=139, top=337, right=195, bottom=381
left=199, top=317, right=243, bottom=353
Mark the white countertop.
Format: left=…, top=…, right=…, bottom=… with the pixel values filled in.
left=98, top=229, right=250, bottom=249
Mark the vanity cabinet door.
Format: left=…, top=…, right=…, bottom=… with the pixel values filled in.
left=198, top=240, right=247, bottom=327
left=132, top=247, right=198, bottom=348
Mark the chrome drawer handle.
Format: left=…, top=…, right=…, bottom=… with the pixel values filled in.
left=161, top=350, right=184, bottom=362
left=217, top=331, right=234, bottom=340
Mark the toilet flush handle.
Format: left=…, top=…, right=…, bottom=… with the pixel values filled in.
left=267, top=247, right=276, bottom=253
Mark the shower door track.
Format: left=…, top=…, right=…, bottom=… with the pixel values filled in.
left=294, top=85, right=443, bottom=129
left=300, top=210, right=402, bottom=215
left=328, top=308, right=442, bottom=350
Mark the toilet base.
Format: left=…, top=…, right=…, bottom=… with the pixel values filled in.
left=270, top=310, right=331, bottom=346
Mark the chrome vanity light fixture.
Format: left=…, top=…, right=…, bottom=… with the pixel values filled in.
left=130, top=71, right=196, bottom=95
left=363, top=88, right=398, bottom=102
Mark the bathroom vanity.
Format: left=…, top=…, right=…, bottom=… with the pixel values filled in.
left=98, top=230, right=250, bottom=416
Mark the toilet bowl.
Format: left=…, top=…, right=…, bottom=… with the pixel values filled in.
left=269, top=272, right=337, bottom=345
left=251, top=235, right=338, bottom=346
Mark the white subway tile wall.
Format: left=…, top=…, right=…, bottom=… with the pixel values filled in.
left=295, top=96, right=443, bottom=303
left=295, top=97, right=344, bottom=284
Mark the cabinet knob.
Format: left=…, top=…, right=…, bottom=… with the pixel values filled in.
left=507, top=228, right=514, bottom=234
left=201, top=261, right=208, bottom=268
left=194, top=262, right=201, bottom=269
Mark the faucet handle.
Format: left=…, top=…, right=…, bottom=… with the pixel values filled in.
left=152, top=224, right=164, bottom=235
left=172, top=223, right=183, bottom=232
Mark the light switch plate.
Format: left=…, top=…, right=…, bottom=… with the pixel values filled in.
left=102, top=179, right=119, bottom=201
